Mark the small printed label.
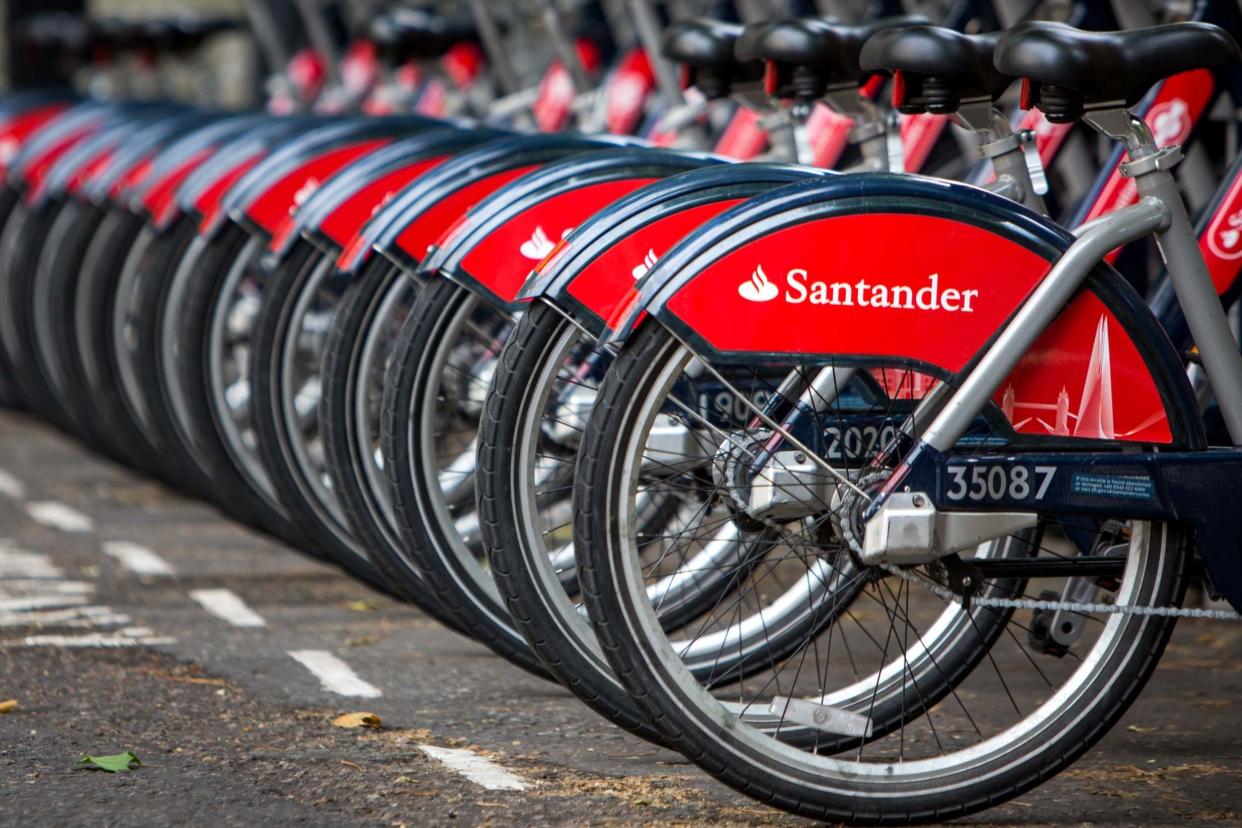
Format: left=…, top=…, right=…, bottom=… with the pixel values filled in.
left=1071, top=473, right=1154, bottom=500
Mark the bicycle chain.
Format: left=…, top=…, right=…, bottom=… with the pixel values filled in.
left=881, top=562, right=1242, bottom=621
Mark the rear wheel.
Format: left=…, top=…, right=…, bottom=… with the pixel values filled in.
left=163, top=225, right=302, bottom=543
left=574, top=322, right=1189, bottom=824
left=381, top=278, right=549, bottom=674
left=251, top=241, right=391, bottom=589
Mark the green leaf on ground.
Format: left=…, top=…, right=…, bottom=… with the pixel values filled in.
left=73, top=752, right=141, bottom=773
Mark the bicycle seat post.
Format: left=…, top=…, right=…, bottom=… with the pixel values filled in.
left=742, top=17, right=927, bottom=170
left=961, top=101, right=1045, bottom=213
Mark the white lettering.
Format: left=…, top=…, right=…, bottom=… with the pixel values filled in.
left=785, top=268, right=808, bottom=303
left=916, top=273, right=940, bottom=310
left=855, top=279, right=870, bottom=307
left=769, top=270, right=978, bottom=312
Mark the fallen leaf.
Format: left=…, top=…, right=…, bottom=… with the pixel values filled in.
left=73, top=752, right=140, bottom=773
left=0, top=699, right=17, bottom=714
left=345, top=600, right=379, bottom=612
left=333, top=712, right=382, bottom=729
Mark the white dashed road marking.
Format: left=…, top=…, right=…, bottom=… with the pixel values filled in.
left=288, top=650, right=382, bottom=698
left=189, top=589, right=266, bottom=627
left=0, top=579, right=95, bottom=595
left=101, top=541, right=175, bottom=576
left=0, top=543, right=63, bottom=578
left=0, top=605, right=130, bottom=628
left=0, top=544, right=168, bottom=642
left=0, top=467, right=25, bottom=499
left=418, top=745, right=529, bottom=791
left=5, top=627, right=177, bottom=648
left=0, top=594, right=90, bottom=612
left=25, top=501, right=94, bottom=533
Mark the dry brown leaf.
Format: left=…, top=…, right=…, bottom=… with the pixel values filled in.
left=0, top=699, right=17, bottom=714
left=333, top=711, right=382, bottom=729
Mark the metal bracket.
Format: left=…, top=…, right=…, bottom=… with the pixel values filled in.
left=861, top=492, right=1037, bottom=566
left=1120, top=145, right=1184, bottom=177
left=977, top=128, right=1031, bottom=159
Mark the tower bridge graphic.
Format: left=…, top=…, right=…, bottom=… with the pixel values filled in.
left=999, top=315, right=1164, bottom=439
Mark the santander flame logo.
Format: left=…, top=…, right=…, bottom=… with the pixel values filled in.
left=631, top=248, right=658, bottom=280
left=520, top=225, right=574, bottom=261
left=292, top=177, right=320, bottom=210
left=737, top=265, right=779, bottom=302
left=1208, top=176, right=1242, bottom=262
left=0, top=137, right=18, bottom=167
left=520, top=226, right=555, bottom=260
left=1149, top=99, right=1191, bottom=147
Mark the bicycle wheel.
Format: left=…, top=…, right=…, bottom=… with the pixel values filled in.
left=251, top=240, right=392, bottom=586
left=111, top=216, right=277, bottom=520
left=321, top=259, right=423, bottom=589
left=73, top=207, right=175, bottom=477
left=574, top=321, right=1190, bottom=824
left=31, top=198, right=110, bottom=438
left=381, top=278, right=551, bottom=674
left=485, top=298, right=1037, bottom=745
left=0, top=197, right=72, bottom=425
left=162, top=225, right=303, bottom=543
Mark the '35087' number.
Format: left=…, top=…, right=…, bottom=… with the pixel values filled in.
left=945, top=465, right=1057, bottom=502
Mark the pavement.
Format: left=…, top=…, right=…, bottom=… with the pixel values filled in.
left=0, top=408, right=1240, bottom=827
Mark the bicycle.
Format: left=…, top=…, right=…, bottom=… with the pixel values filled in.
left=571, top=17, right=1242, bottom=823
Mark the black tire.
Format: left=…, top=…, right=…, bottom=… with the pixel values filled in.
left=0, top=186, right=29, bottom=410
left=478, top=301, right=669, bottom=743
left=115, top=216, right=288, bottom=527
left=31, top=199, right=114, bottom=446
left=164, top=224, right=304, bottom=544
left=381, top=277, right=550, bottom=678
left=250, top=239, right=394, bottom=590
left=0, top=197, right=73, bottom=426
left=72, top=208, right=176, bottom=477
left=574, top=321, right=1191, bottom=824
left=319, top=259, right=466, bottom=631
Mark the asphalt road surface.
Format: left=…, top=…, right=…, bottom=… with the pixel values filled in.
left=0, top=409, right=1240, bottom=826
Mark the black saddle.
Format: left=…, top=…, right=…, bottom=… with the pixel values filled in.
left=662, top=19, right=762, bottom=99
left=861, top=26, right=1008, bottom=115
left=995, top=21, right=1240, bottom=122
left=741, top=16, right=927, bottom=101
left=369, top=10, right=476, bottom=61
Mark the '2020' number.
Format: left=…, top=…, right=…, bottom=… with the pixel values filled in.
left=945, top=465, right=1056, bottom=502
